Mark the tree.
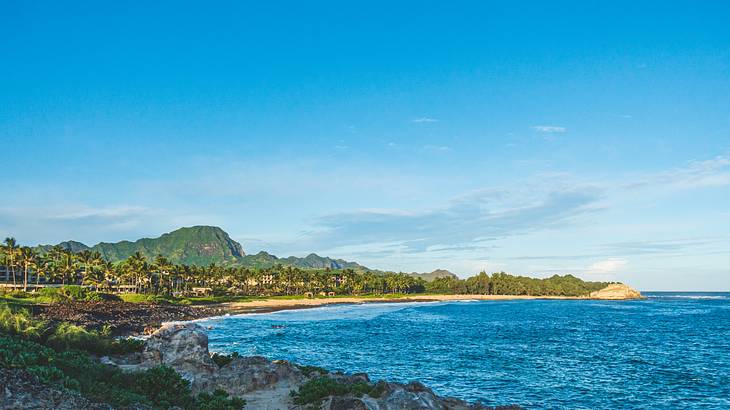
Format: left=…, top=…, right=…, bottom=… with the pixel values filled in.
left=19, top=246, right=37, bottom=291
left=3, top=237, right=18, bottom=285
left=58, top=251, right=77, bottom=286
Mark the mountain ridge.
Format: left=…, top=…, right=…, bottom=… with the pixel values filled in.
left=35, top=226, right=371, bottom=271
left=407, top=269, right=459, bottom=282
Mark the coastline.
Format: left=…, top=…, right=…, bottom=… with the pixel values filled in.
left=26, top=285, right=643, bottom=337
left=218, top=293, right=592, bottom=316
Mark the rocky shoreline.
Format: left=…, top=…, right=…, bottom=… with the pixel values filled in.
left=102, top=323, right=520, bottom=410
left=31, top=301, right=227, bottom=336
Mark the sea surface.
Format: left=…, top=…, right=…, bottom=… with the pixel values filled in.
left=198, top=292, right=730, bottom=409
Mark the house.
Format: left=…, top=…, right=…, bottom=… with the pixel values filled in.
left=191, top=287, right=213, bottom=297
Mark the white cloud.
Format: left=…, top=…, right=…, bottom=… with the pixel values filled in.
left=532, top=125, right=566, bottom=133
left=589, top=258, right=627, bottom=273
left=422, top=145, right=452, bottom=152
left=622, top=155, right=730, bottom=191
left=411, top=117, right=439, bottom=123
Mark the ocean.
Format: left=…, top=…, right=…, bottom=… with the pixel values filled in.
left=198, top=293, right=730, bottom=409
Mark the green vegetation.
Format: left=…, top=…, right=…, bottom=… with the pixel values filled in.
left=291, top=376, right=385, bottom=406
left=211, top=351, right=240, bottom=368
left=34, top=226, right=368, bottom=269
left=0, top=303, right=143, bottom=355
left=295, top=364, right=328, bottom=377
left=0, top=303, right=244, bottom=409
left=424, top=271, right=609, bottom=296
left=3, top=233, right=610, bottom=300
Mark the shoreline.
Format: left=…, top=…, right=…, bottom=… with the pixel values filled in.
left=217, top=293, right=594, bottom=316
left=25, top=286, right=643, bottom=337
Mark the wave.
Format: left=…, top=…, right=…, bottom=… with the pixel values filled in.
left=649, top=295, right=729, bottom=300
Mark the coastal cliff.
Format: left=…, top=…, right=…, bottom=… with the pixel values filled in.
left=104, top=323, right=517, bottom=410
left=589, top=283, right=643, bottom=300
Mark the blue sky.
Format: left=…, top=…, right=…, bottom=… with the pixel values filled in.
left=2, top=1, right=729, bottom=290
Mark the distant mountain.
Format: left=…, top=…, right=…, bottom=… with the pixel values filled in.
left=36, top=240, right=91, bottom=254
left=36, top=226, right=370, bottom=270
left=407, top=269, right=458, bottom=282
left=283, top=253, right=367, bottom=270
left=238, top=251, right=368, bottom=270
left=91, top=226, right=245, bottom=266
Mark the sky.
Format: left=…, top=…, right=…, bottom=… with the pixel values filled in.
left=1, top=1, right=729, bottom=290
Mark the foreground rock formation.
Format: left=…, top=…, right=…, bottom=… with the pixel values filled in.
left=589, top=283, right=643, bottom=300
left=0, top=369, right=109, bottom=409
left=107, top=323, right=516, bottom=410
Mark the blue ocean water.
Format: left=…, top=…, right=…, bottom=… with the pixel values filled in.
left=199, top=293, right=730, bottom=409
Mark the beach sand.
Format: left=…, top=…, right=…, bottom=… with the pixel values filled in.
left=220, top=293, right=590, bottom=315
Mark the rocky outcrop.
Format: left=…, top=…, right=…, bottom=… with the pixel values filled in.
left=589, top=283, right=643, bottom=300
left=0, top=368, right=114, bottom=409
left=318, top=379, right=512, bottom=410
left=106, top=323, right=512, bottom=410
left=140, top=323, right=219, bottom=389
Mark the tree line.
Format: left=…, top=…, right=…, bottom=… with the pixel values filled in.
left=2, top=237, right=608, bottom=297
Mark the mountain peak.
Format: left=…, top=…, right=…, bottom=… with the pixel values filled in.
left=91, top=226, right=245, bottom=265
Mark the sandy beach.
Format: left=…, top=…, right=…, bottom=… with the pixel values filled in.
left=220, top=293, right=589, bottom=315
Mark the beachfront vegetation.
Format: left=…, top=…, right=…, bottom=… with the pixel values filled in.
left=0, top=303, right=245, bottom=409
left=2, top=236, right=609, bottom=299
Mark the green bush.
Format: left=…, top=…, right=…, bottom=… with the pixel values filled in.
left=6, top=290, right=32, bottom=299
left=0, top=303, right=48, bottom=339
left=291, top=376, right=384, bottom=406
left=0, top=332, right=242, bottom=410
left=296, top=364, right=328, bottom=377
left=46, top=322, right=144, bottom=356
left=211, top=351, right=239, bottom=368
left=0, top=304, right=245, bottom=409
left=197, top=389, right=246, bottom=410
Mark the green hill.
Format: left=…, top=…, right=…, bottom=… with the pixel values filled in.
left=36, top=226, right=370, bottom=270
left=92, top=226, right=245, bottom=266
left=36, top=240, right=91, bottom=254
left=407, top=269, right=458, bottom=282
left=239, top=251, right=368, bottom=270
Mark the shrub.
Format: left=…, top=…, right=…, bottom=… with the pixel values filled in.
left=197, top=389, right=246, bottom=410
left=6, top=290, right=32, bottom=299
left=296, top=364, right=328, bottom=377
left=291, top=376, right=384, bottom=406
left=60, top=285, right=88, bottom=300
left=0, top=303, right=48, bottom=339
left=211, top=351, right=239, bottom=368
left=46, top=322, right=144, bottom=356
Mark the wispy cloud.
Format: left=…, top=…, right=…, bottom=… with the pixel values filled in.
left=49, top=206, right=152, bottom=221
left=411, top=117, right=439, bottom=123
left=532, top=125, right=566, bottom=133
left=0, top=205, right=202, bottom=246
left=589, top=258, right=627, bottom=273
left=422, top=145, right=452, bottom=152
left=622, top=155, right=730, bottom=191
left=304, top=185, right=602, bottom=255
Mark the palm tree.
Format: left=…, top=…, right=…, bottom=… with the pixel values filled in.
left=58, top=251, right=77, bottom=285
left=124, top=252, right=148, bottom=293
left=3, top=237, right=18, bottom=285
left=77, top=250, right=103, bottom=286
left=98, top=260, right=117, bottom=291
left=19, top=247, right=37, bottom=291
left=33, top=254, right=49, bottom=287
left=153, top=255, right=172, bottom=294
